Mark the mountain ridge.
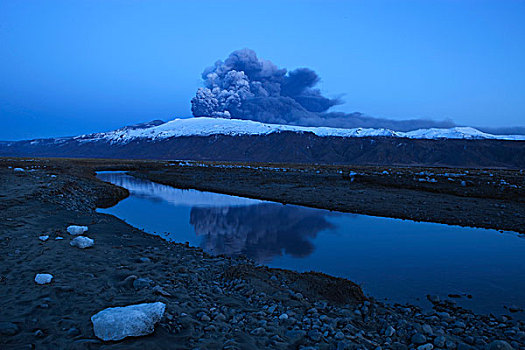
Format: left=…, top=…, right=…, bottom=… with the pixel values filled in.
left=71, top=117, right=525, bottom=144
left=2, top=117, right=524, bottom=168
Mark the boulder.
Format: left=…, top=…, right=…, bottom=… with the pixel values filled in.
left=70, top=236, right=94, bottom=249
left=67, top=225, right=88, bottom=235
left=91, top=302, right=166, bottom=341
left=35, top=273, right=53, bottom=285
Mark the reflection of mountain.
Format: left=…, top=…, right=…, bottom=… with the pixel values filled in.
left=190, top=203, right=334, bottom=263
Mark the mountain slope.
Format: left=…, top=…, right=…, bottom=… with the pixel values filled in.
left=73, top=117, right=525, bottom=143
left=1, top=117, right=525, bottom=168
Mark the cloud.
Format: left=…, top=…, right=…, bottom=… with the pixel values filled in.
left=477, top=126, right=525, bottom=136
left=191, top=48, right=456, bottom=131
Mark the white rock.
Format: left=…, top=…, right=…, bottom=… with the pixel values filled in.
left=91, top=302, right=166, bottom=341
left=55, top=236, right=64, bottom=240
left=38, top=235, right=49, bottom=241
left=13, top=168, right=25, bottom=172
left=67, top=225, right=88, bottom=235
left=35, top=274, right=53, bottom=285
left=70, top=236, right=94, bottom=249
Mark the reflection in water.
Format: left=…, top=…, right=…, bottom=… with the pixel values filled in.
left=191, top=204, right=334, bottom=262
left=97, top=171, right=335, bottom=262
left=97, top=171, right=525, bottom=318
left=98, top=171, right=263, bottom=207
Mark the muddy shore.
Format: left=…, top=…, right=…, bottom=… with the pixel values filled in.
left=1, top=158, right=523, bottom=349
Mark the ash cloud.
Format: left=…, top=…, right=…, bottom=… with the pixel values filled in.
left=477, top=126, right=525, bottom=136
left=191, top=48, right=455, bottom=131
left=190, top=203, right=334, bottom=263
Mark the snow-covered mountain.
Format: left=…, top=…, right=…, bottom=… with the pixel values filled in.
left=2, top=117, right=525, bottom=168
left=74, top=117, right=525, bottom=144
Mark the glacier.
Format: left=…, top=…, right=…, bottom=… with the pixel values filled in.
left=74, top=117, right=525, bottom=144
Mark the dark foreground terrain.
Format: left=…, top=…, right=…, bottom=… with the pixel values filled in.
left=0, top=158, right=523, bottom=349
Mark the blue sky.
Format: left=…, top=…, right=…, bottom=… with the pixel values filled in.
left=1, top=0, right=524, bottom=140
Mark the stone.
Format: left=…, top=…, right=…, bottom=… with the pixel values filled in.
left=434, top=335, right=446, bottom=348
left=67, top=225, right=88, bottom=235
left=486, top=340, right=514, bottom=350
left=152, top=285, right=171, bottom=297
left=73, top=338, right=101, bottom=346
left=391, top=343, right=408, bottom=350
left=411, top=333, right=427, bottom=345
left=307, top=329, right=322, bottom=342
left=215, top=313, right=226, bottom=322
left=464, top=336, right=475, bottom=345
left=445, top=340, right=457, bottom=349
left=334, top=331, right=345, bottom=340
left=453, top=321, right=466, bottom=328
left=70, top=236, right=94, bottom=249
left=385, top=326, right=396, bottom=337
left=35, top=273, right=53, bottom=285
left=91, top=302, right=166, bottom=341
left=336, top=341, right=351, bottom=350
left=278, top=313, right=288, bottom=320
left=417, top=345, right=434, bottom=350
left=133, top=278, right=153, bottom=290
left=436, top=311, right=452, bottom=320
left=422, top=324, right=433, bottom=335
left=293, top=292, right=304, bottom=300
left=67, top=327, right=81, bottom=337
left=38, top=235, right=49, bottom=241
left=0, top=322, right=19, bottom=336
left=285, top=329, right=306, bottom=341
left=250, top=327, right=265, bottom=336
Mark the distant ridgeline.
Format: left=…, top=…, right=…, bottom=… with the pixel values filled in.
left=1, top=117, right=524, bottom=169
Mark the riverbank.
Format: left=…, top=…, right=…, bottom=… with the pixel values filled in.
left=0, top=158, right=523, bottom=349
left=133, top=161, right=525, bottom=234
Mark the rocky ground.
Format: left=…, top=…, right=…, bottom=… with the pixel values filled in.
left=0, top=158, right=523, bottom=349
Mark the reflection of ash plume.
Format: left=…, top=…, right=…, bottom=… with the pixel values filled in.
left=190, top=203, right=334, bottom=263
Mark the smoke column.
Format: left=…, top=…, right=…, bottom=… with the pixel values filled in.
left=191, top=49, right=455, bottom=131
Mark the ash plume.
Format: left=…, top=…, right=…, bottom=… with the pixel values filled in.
left=191, top=48, right=455, bottom=131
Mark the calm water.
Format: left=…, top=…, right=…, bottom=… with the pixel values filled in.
left=97, top=171, right=525, bottom=317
